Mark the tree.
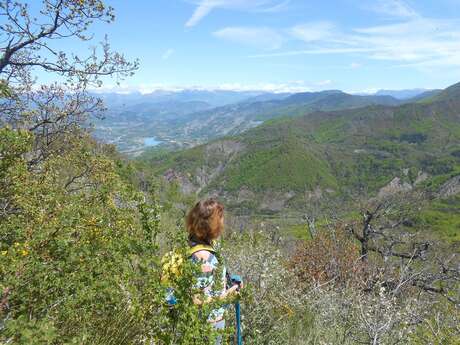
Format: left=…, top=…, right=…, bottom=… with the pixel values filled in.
left=0, top=0, right=136, bottom=84
left=0, top=3, right=228, bottom=343
left=0, top=0, right=138, bottom=164
left=347, top=193, right=459, bottom=305
left=287, top=190, right=459, bottom=344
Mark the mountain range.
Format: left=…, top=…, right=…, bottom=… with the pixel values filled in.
left=93, top=88, right=438, bottom=154
left=374, top=88, right=439, bottom=100
left=138, top=82, right=460, bottom=242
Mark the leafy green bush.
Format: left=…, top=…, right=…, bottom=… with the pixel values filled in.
left=0, top=128, right=219, bottom=344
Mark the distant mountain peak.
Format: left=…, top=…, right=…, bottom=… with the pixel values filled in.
left=375, top=89, right=432, bottom=100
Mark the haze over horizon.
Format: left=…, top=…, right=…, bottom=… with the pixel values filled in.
left=37, top=0, right=460, bottom=94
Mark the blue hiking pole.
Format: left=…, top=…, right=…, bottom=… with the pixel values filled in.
left=235, top=301, right=242, bottom=345
left=230, top=274, right=243, bottom=345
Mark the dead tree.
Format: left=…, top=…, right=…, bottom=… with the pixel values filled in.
left=303, top=214, right=317, bottom=238
left=347, top=194, right=459, bottom=305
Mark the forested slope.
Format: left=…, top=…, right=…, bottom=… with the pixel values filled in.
left=140, top=83, right=460, bottom=242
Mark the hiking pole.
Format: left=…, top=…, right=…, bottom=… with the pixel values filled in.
left=230, top=275, right=243, bottom=345
left=235, top=300, right=242, bottom=345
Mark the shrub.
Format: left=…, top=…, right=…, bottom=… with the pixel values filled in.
left=223, top=231, right=313, bottom=344
left=290, top=226, right=364, bottom=287
left=0, top=128, right=218, bottom=344
left=399, top=133, right=427, bottom=144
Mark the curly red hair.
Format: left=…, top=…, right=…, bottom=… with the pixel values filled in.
left=186, top=198, right=224, bottom=244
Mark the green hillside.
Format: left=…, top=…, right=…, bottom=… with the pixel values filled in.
left=140, top=82, right=460, bottom=219
left=144, top=90, right=403, bottom=146
left=419, top=81, right=460, bottom=103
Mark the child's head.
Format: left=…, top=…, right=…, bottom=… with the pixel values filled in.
left=186, top=198, right=224, bottom=244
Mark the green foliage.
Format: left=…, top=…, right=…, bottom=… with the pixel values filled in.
left=224, top=231, right=314, bottom=344
left=138, top=91, right=460, bottom=216
left=409, top=301, right=460, bottom=344
left=285, top=224, right=312, bottom=240
left=2, top=123, right=457, bottom=344
left=417, top=196, right=460, bottom=243
left=0, top=128, right=222, bottom=344
left=0, top=80, right=13, bottom=98
left=221, top=142, right=337, bottom=192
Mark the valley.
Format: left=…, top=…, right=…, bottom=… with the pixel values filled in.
left=134, top=82, right=460, bottom=242
left=92, top=88, right=434, bottom=155
left=87, top=83, right=460, bottom=243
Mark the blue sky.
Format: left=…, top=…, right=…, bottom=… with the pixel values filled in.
left=48, top=0, right=460, bottom=93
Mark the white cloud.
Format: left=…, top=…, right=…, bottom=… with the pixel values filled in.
left=213, top=27, right=283, bottom=50
left=162, top=49, right=175, bottom=60
left=290, top=22, right=336, bottom=42
left=351, top=18, right=460, bottom=64
left=257, top=0, right=291, bottom=13
left=185, top=0, right=216, bottom=28
left=315, top=80, right=332, bottom=86
left=370, top=0, right=418, bottom=18
left=90, top=81, right=319, bottom=94
left=91, top=83, right=186, bottom=95
left=350, top=62, right=361, bottom=69
left=249, top=47, right=376, bottom=58
left=185, top=0, right=290, bottom=27
left=214, top=82, right=311, bottom=92
left=249, top=9, right=460, bottom=70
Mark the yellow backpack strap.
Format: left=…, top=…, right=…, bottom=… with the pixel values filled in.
left=188, top=244, right=215, bottom=256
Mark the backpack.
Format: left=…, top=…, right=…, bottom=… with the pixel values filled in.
left=161, top=243, right=216, bottom=306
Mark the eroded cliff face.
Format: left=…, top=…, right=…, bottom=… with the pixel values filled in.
left=378, top=177, right=413, bottom=198
left=164, top=169, right=196, bottom=195
left=438, top=175, right=460, bottom=198
left=204, top=140, right=245, bottom=160
left=259, top=190, right=297, bottom=212
left=163, top=140, right=245, bottom=195
left=163, top=132, right=458, bottom=214
left=161, top=139, right=302, bottom=211
left=377, top=170, right=430, bottom=198
left=179, top=109, right=263, bottom=142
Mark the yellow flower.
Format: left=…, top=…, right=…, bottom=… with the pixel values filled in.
left=21, top=249, right=29, bottom=256
left=1, top=251, right=7, bottom=256
left=14, top=242, right=20, bottom=247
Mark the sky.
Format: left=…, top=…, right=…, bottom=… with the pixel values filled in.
left=41, top=0, right=460, bottom=93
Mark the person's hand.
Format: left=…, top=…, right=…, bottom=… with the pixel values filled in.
left=230, top=275, right=243, bottom=290
left=222, top=283, right=241, bottom=300
left=227, top=284, right=240, bottom=295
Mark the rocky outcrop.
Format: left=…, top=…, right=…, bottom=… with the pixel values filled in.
left=438, top=175, right=460, bottom=198
left=378, top=177, right=413, bottom=198
left=164, top=169, right=197, bottom=194
left=377, top=170, right=429, bottom=198
left=259, top=190, right=296, bottom=212
left=163, top=140, right=245, bottom=195
left=194, top=163, right=225, bottom=192
left=193, top=140, right=245, bottom=193
left=304, top=187, right=328, bottom=201
left=237, top=188, right=256, bottom=203
left=414, top=171, right=429, bottom=185
left=204, top=140, right=244, bottom=157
